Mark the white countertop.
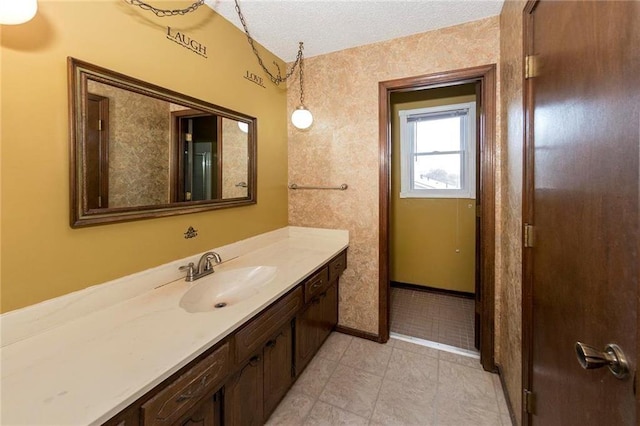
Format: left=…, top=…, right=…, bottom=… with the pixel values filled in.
left=0, top=227, right=348, bottom=425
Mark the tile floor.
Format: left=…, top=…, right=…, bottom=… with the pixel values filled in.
left=267, top=332, right=512, bottom=425
left=390, top=287, right=476, bottom=352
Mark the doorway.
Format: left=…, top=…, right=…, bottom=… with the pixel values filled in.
left=171, top=110, right=222, bottom=202
left=389, top=84, right=479, bottom=354
left=378, top=65, right=497, bottom=371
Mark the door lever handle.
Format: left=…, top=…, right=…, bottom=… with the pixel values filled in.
left=575, top=342, right=630, bottom=379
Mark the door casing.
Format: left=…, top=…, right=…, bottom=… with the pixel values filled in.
left=378, top=64, right=497, bottom=372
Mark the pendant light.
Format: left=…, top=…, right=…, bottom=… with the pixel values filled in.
left=291, top=55, right=313, bottom=130
left=0, top=0, right=38, bottom=25
left=291, top=106, right=313, bottom=130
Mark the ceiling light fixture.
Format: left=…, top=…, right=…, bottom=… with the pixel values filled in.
left=0, top=0, right=38, bottom=25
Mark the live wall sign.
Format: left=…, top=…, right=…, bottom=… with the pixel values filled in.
left=166, top=27, right=207, bottom=58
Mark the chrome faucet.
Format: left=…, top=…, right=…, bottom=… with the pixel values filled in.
left=179, top=251, right=222, bottom=282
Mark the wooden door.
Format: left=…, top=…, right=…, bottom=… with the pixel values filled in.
left=86, top=94, right=109, bottom=209
left=525, top=1, right=639, bottom=424
left=263, top=323, right=294, bottom=418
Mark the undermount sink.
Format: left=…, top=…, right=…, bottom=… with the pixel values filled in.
left=179, top=266, right=277, bottom=313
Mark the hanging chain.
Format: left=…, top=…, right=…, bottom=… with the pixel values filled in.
left=125, top=0, right=206, bottom=17
left=298, top=50, right=305, bottom=105
left=125, top=0, right=305, bottom=88
left=234, top=0, right=304, bottom=86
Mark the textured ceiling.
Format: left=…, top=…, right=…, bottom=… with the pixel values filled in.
left=207, top=0, right=504, bottom=61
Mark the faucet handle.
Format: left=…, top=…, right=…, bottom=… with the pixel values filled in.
left=179, top=262, right=196, bottom=281
left=204, top=256, right=214, bottom=272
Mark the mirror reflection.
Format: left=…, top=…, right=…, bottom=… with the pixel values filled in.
left=69, top=58, right=256, bottom=227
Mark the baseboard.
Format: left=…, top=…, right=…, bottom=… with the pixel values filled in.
left=495, top=363, right=517, bottom=426
left=334, top=325, right=381, bottom=343
left=391, top=281, right=475, bottom=299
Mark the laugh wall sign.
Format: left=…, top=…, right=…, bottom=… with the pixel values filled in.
left=166, top=27, right=207, bottom=58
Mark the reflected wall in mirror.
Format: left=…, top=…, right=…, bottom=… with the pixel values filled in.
left=69, top=57, right=256, bottom=227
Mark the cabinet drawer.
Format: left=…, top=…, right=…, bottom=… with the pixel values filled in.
left=235, top=287, right=303, bottom=363
left=142, top=342, right=230, bottom=426
left=303, top=268, right=329, bottom=304
left=329, top=251, right=347, bottom=283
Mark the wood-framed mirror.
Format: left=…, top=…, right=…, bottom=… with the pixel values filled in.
left=68, top=57, right=257, bottom=227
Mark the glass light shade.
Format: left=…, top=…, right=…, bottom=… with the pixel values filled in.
left=0, top=0, right=37, bottom=25
left=291, top=106, right=313, bottom=130
left=237, top=121, right=249, bottom=133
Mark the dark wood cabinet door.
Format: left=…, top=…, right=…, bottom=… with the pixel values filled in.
left=178, top=394, right=220, bottom=426
left=263, top=323, right=294, bottom=418
left=295, top=282, right=340, bottom=376
left=321, top=282, right=338, bottom=341
left=224, top=355, right=264, bottom=426
left=295, top=301, right=322, bottom=374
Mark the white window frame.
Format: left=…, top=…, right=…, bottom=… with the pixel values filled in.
left=399, top=101, right=476, bottom=199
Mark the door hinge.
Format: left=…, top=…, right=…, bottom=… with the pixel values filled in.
left=524, top=224, right=535, bottom=248
left=98, top=119, right=103, bottom=131
left=524, top=389, right=536, bottom=415
left=525, top=55, right=539, bottom=79
left=98, top=195, right=102, bottom=208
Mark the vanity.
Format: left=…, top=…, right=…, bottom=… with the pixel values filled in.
left=0, top=227, right=348, bottom=425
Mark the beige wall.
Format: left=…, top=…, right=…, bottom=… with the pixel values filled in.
left=390, top=87, right=477, bottom=293
left=88, top=80, right=171, bottom=208
left=288, top=16, right=501, bottom=335
left=498, top=0, right=528, bottom=423
left=0, top=1, right=288, bottom=312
